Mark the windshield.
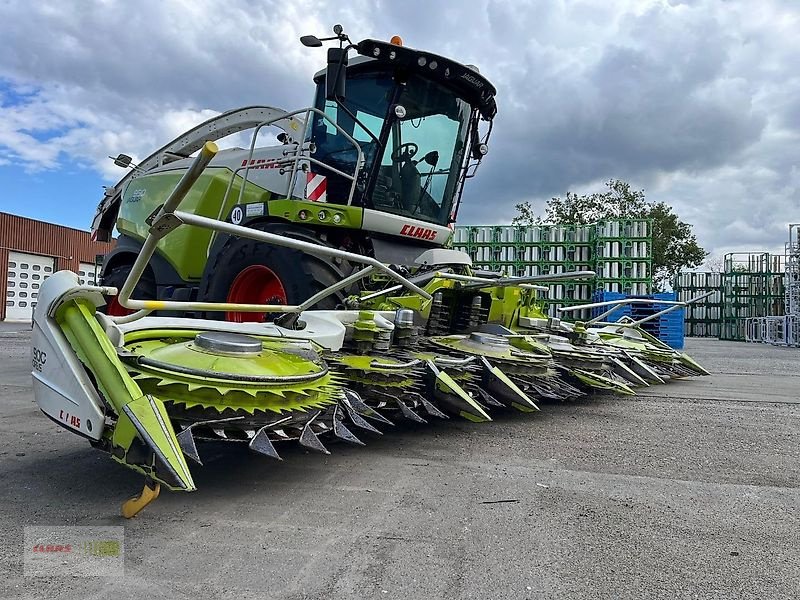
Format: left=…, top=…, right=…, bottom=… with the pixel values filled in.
left=308, top=69, right=472, bottom=226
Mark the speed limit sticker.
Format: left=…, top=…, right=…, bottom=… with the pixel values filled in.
left=231, top=206, right=244, bottom=224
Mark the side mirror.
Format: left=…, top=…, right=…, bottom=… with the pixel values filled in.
left=300, top=35, right=323, bottom=47
left=326, top=47, right=348, bottom=101
left=112, top=154, right=133, bottom=168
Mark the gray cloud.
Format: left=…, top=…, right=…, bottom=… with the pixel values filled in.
left=0, top=0, right=798, bottom=259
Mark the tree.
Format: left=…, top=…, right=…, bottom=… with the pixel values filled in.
left=646, top=201, right=708, bottom=289
left=545, top=180, right=650, bottom=224
left=511, top=201, right=541, bottom=226
left=513, top=179, right=707, bottom=290
left=703, top=254, right=725, bottom=273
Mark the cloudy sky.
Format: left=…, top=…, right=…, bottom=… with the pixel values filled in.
left=0, top=0, right=798, bottom=262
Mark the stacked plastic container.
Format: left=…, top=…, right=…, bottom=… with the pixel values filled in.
left=720, top=253, right=785, bottom=341
left=590, top=291, right=684, bottom=349
left=593, top=219, right=653, bottom=296
left=673, top=272, right=723, bottom=338
left=452, top=219, right=653, bottom=320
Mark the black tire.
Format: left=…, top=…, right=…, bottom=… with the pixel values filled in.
left=198, top=222, right=354, bottom=321
left=100, top=264, right=157, bottom=316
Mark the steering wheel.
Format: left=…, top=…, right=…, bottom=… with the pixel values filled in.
left=391, top=142, right=419, bottom=162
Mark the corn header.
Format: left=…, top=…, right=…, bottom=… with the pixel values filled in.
left=32, top=136, right=708, bottom=517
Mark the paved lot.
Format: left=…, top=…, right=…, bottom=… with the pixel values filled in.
left=1, top=330, right=798, bottom=599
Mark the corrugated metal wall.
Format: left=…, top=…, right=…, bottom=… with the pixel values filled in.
left=0, top=212, right=115, bottom=320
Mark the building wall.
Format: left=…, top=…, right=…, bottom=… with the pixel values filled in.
left=0, top=212, right=115, bottom=321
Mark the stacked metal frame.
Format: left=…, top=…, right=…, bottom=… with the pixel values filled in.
left=453, top=219, right=653, bottom=322
left=674, top=271, right=722, bottom=338
left=722, top=252, right=785, bottom=342
left=784, top=224, right=800, bottom=346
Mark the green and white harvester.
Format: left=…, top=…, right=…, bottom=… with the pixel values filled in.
left=91, top=26, right=498, bottom=319
left=31, top=27, right=708, bottom=517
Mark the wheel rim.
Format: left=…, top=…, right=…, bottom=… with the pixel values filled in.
left=226, top=265, right=288, bottom=322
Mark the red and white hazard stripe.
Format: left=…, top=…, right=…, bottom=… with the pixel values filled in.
left=306, top=172, right=327, bottom=202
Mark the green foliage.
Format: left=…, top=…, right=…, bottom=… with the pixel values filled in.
left=513, top=179, right=707, bottom=290
left=647, top=201, right=708, bottom=289
left=511, top=201, right=542, bottom=226
left=544, top=180, right=650, bottom=224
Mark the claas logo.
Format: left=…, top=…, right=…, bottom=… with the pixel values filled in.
left=400, top=224, right=437, bottom=241
left=241, top=159, right=280, bottom=170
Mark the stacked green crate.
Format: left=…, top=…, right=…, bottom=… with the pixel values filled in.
left=453, top=225, right=593, bottom=275
left=673, top=271, right=723, bottom=337
left=452, top=219, right=653, bottom=321
left=720, top=253, right=786, bottom=341
left=452, top=224, right=593, bottom=319
left=526, top=223, right=595, bottom=320
left=592, top=219, right=653, bottom=296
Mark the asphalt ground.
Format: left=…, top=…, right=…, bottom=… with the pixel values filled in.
left=0, top=329, right=798, bottom=599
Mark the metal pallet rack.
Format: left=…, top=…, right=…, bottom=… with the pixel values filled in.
left=673, top=272, right=723, bottom=338
left=745, top=223, right=800, bottom=346
left=721, top=252, right=785, bottom=342
left=593, top=219, right=653, bottom=296
left=453, top=219, right=653, bottom=319
left=785, top=224, right=800, bottom=346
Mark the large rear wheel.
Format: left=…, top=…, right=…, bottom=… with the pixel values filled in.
left=198, top=223, right=353, bottom=323
left=100, top=264, right=157, bottom=317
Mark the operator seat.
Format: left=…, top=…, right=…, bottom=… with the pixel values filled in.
left=399, top=159, right=422, bottom=212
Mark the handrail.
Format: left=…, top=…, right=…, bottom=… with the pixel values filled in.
left=433, top=272, right=549, bottom=291
left=446, top=270, right=596, bottom=291
left=233, top=107, right=364, bottom=208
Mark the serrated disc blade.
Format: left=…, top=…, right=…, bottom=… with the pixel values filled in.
left=393, top=396, right=427, bottom=424
left=341, top=402, right=384, bottom=434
